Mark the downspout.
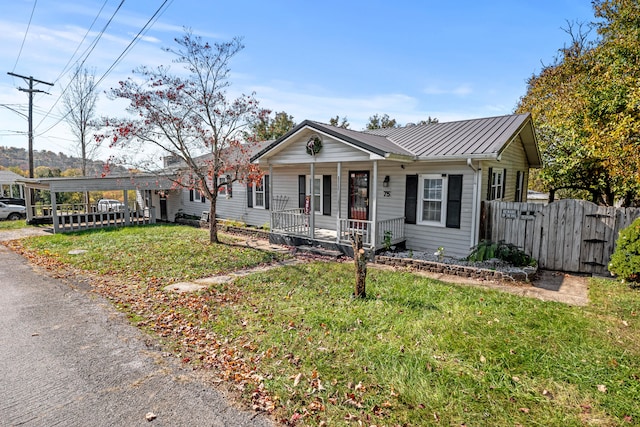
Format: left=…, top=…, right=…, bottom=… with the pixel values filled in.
left=467, top=158, right=481, bottom=249
left=336, top=162, right=342, bottom=244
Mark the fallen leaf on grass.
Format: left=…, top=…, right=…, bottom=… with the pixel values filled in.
left=293, top=372, right=302, bottom=387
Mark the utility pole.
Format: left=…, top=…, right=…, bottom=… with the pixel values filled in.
left=7, top=72, right=53, bottom=178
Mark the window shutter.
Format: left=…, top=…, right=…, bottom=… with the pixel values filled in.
left=265, top=175, right=270, bottom=210
left=515, top=171, right=521, bottom=202
left=486, top=167, right=493, bottom=200
left=322, top=175, right=331, bottom=216
left=404, top=175, right=418, bottom=224
left=247, top=183, right=253, bottom=208
left=502, top=169, right=507, bottom=199
left=227, top=176, right=232, bottom=198
left=298, top=175, right=306, bottom=209
left=189, top=188, right=194, bottom=202
left=446, top=175, right=463, bottom=228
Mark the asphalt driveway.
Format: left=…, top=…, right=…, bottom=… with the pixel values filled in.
left=0, top=241, right=272, bottom=427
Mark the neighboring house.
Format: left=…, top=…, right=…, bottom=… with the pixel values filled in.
left=174, top=113, right=541, bottom=257
left=0, top=169, right=25, bottom=200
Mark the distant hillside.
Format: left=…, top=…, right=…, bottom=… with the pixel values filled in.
left=0, top=146, right=126, bottom=176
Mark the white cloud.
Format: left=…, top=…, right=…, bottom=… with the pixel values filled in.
left=423, top=84, right=473, bottom=96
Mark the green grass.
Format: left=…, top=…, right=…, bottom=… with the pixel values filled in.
left=15, top=225, right=640, bottom=426
left=214, top=265, right=640, bottom=425
left=0, top=219, right=27, bottom=230
left=20, top=224, right=282, bottom=284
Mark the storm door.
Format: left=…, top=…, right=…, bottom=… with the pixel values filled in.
left=348, top=171, right=369, bottom=220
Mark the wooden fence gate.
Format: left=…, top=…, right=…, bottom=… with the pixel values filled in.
left=481, top=199, right=640, bottom=275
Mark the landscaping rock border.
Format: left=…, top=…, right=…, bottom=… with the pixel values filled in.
left=375, top=255, right=538, bottom=283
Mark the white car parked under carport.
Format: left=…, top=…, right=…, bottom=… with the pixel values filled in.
left=0, top=202, right=26, bottom=220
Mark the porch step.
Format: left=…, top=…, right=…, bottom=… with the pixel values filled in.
left=296, top=245, right=344, bottom=259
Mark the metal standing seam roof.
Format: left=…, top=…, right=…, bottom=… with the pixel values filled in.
left=364, top=114, right=533, bottom=158
left=254, top=113, right=537, bottom=162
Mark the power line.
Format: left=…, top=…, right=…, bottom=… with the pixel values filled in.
left=94, top=0, right=172, bottom=88
left=6, top=72, right=54, bottom=178
left=33, top=0, right=126, bottom=134
left=53, top=0, right=111, bottom=84
left=35, top=0, right=173, bottom=139
left=11, top=0, right=38, bottom=73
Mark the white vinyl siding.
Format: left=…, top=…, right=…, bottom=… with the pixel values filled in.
left=266, top=133, right=372, bottom=164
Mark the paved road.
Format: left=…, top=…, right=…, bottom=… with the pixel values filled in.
left=0, top=241, right=272, bottom=427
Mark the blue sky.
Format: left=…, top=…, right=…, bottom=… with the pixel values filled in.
left=0, top=0, right=596, bottom=161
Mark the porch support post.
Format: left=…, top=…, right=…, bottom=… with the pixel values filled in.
left=123, top=189, right=130, bottom=226
left=309, top=162, right=315, bottom=238
left=371, top=160, right=378, bottom=249
left=336, top=162, right=342, bottom=243
left=269, top=164, right=273, bottom=229
left=25, top=186, right=33, bottom=224
left=51, top=190, right=59, bottom=233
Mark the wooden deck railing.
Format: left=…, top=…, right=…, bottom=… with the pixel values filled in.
left=28, top=203, right=155, bottom=232
left=271, top=208, right=309, bottom=235
left=271, top=210, right=405, bottom=249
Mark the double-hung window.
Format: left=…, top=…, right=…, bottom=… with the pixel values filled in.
left=489, top=168, right=505, bottom=201
left=418, top=174, right=446, bottom=225
left=254, top=177, right=265, bottom=208
left=306, top=175, right=323, bottom=213
left=218, top=176, right=227, bottom=196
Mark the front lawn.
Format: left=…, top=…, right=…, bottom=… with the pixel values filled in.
left=12, top=225, right=640, bottom=426
left=0, top=219, right=27, bottom=230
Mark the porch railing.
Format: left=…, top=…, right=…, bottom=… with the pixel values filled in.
left=271, top=210, right=405, bottom=250
left=28, top=203, right=154, bottom=232
left=338, top=216, right=405, bottom=248
left=271, top=208, right=309, bottom=235
left=339, top=218, right=373, bottom=246
left=377, top=217, right=406, bottom=248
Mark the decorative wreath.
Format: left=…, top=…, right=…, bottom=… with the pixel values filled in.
left=306, top=135, right=323, bottom=156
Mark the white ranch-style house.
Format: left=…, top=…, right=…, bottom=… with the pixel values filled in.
left=174, top=113, right=542, bottom=257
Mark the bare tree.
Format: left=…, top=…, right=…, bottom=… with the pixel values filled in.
left=101, top=31, right=264, bottom=243
left=61, top=66, right=99, bottom=176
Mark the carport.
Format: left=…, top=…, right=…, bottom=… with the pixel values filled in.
left=17, top=174, right=174, bottom=233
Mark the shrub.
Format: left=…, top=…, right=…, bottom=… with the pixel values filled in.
left=467, top=240, right=536, bottom=267
left=608, top=217, right=640, bottom=284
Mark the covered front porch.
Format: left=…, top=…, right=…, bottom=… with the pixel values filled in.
left=18, top=174, right=174, bottom=233
left=265, top=160, right=406, bottom=252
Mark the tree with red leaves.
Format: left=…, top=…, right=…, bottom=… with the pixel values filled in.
left=100, top=31, right=266, bottom=243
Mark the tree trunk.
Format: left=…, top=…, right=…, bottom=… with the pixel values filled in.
left=352, top=233, right=367, bottom=298
left=209, top=196, right=219, bottom=244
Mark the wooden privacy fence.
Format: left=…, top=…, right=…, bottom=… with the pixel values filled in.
left=481, top=199, right=640, bottom=275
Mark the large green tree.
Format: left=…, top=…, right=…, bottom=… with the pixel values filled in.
left=517, top=0, right=640, bottom=206
left=245, top=111, right=296, bottom=141
left=329, top=115, right=350, bottom=129
left=366, top=113, right=398, bottom=130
